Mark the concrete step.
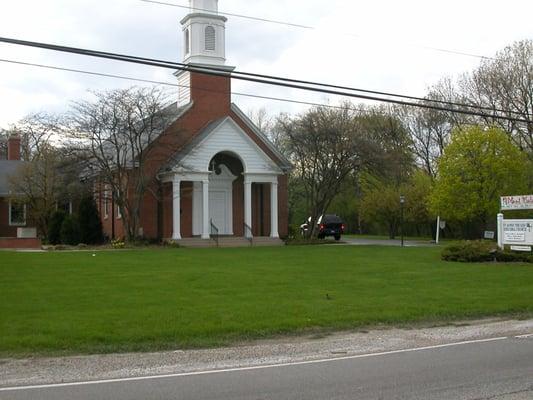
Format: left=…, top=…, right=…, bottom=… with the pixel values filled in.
left=172, top=237, right=284, bottom=248
left=251, top=237, right=285, bottom=246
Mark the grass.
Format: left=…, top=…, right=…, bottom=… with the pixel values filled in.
left=0, top=246, right=532, bottom=357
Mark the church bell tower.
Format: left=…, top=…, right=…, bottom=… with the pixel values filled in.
left=181, top=0, right=227, bottom=66
left=176, top=0, right=234, bottom=107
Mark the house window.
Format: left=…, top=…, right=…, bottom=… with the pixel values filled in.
left=9, top=201, right=26, bottom=226
left=185, top=28, right=190, bottom=54
left=205, top=26, right=215, bottom=51
left=57, top=200, right=72, bottom=215
left=104, top=186, right=109, bottom=219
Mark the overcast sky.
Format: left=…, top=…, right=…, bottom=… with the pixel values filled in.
left=0, top=0, right=532, bottom=128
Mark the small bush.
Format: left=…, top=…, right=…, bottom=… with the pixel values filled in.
left=111, top=238, right=125, bottom=249
left=287, top=224, right=300, bottom=239
left=442, top=240, right=533, bottom=263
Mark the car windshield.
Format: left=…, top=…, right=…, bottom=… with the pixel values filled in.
left=322, top=215, right=342, bottom=224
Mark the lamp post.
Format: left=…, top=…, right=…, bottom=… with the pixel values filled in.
left=400, top=195, right=405, bottom=247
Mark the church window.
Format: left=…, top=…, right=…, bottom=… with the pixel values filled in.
left=205, top=26, right=216, bottom=51
left=185, top=28, right=190, bottom=55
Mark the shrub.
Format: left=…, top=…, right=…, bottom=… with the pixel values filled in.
left=111, top=238, right=125, bottom=249
left=60, top=215, right=81, bottom=246
left=78, top=196, right=103, bottom=244
left=442, top=240, right=533, bottom=263
left=48, top=210, right=66, bottom=245
left=287, top=224, right=300, bottom=239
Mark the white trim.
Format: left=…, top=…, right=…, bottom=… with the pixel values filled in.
left=270, top=181, right=279, bottom=238
left=103, top=186, right=109, bottom=219
left=172, top=178, right=182, bottom=240
left=8, top=200, right=26, bottom=226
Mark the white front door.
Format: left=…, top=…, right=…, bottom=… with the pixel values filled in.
left=209, top=191, right=227, bottom=234
left=193, top=164, right=236, bottom=236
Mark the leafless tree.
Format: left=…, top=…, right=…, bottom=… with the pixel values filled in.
left=0, top=129, right=7, bottom=159
left=67, top=86, right=176, bottom=241
left=8, top=113, right=62, bottom=161
left=8, top=145, right=65, bottom=237
left=277, top=104, right=369, bottom=237
left=458, top=39, right=533, bottom=155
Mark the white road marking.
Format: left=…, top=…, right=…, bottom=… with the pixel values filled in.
left=0, top=336, right=509, bottom=392
left=515, top=333, right=533, bottom=338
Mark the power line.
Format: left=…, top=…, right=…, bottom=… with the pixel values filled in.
left=139, top=0, right=495, bottom=61
left=139, top=0, right=313, bottom=29
left=0, top=36, right=529, bottom=123
left=0, top=57, right=357, bottom=112
left=0, top=35, right=511, bottom=115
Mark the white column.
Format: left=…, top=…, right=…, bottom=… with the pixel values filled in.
left=172, top=178, right=181, bottom=240
left=497, top=213, right=504, bottom=250
left=202, top=179, right=210, bottom=239
left=244, top=179, right=252, bottom=238
left=270, top=181, right=279, bottom=238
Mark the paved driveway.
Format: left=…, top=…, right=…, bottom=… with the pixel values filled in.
left=341, top=237, right=437, bottom=247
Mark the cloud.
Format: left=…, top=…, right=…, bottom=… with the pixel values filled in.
left=0, top=0, right=532, bottom=127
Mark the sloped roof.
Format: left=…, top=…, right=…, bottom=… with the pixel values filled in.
left=160, top=104, right=292, bottom=174
left=160, top=117, right=227, bottom=173
left=230, top=103, right=292, bottom=171
left=0, top=160, right=25, bottom=196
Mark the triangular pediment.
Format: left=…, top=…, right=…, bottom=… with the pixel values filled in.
left=167, top=117, right=282, bottom=174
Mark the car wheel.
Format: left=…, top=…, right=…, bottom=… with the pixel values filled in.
left=335, top=235, right=341, bottom=241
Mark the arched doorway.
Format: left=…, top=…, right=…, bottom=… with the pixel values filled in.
left=192, top=152, right=244, bottom=236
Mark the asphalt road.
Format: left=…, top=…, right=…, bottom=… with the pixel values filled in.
left=1, top=336, right=531, bottom=400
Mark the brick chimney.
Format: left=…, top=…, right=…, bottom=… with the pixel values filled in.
left=7, top=135, right=21, bottom=161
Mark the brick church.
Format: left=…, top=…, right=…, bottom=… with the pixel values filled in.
left=96, top=0, right=291, bottom=244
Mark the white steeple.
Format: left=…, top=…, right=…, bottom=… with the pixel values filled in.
left=180, top=0, right=227, bottom=66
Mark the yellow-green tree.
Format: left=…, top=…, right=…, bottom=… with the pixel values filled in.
left=430, top=126, right=530, bottom=233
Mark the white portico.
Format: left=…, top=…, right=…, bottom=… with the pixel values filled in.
left=161, top=117, right=282, bottom=240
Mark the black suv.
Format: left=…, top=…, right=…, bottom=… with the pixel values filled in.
left=300, top=214, right=345, bottom=240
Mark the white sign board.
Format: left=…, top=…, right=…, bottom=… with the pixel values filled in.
left=502, top=219, right=533, bottom=245
left=510, top=245, right=532, bottom=252
left=484, top=231, right=495, bottom=239
left=501, top=195, right=533, bottom=211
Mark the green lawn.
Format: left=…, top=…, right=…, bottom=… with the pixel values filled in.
left=0, top=246, right=532, bottom=357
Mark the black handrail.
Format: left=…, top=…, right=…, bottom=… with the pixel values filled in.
left=210, top=219, right=219, bottom=247
left=243, top=222, right=253, bottom=246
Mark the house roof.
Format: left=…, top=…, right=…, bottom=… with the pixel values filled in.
left=160, top=117, right=227, bottom=173
left=230, top=103, right=292, bottom=171
left=0, top=160, right=25, bottom=196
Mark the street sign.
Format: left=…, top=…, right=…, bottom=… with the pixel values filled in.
left=439, top=220, right=446, bottom=229
left=484, top=231, right=495, bottom=239
left=501, top=195, right=533, bottom=211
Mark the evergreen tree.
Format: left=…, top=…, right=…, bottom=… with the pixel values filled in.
left=60, top=215, right=80, bottom=245
left=78, top=195, right=103, bottom=244
left=48, top=210, right=66, bottom=245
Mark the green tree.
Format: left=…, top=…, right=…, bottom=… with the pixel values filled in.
left=48, top=210, right=66, bottom=245
left=60, top=215, right=80, bottom=245
left=78, top=195, right=103, bottom=244
left=430, top=126, right=530, bottom=236
left=360, top=171, right=432, bottom=238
